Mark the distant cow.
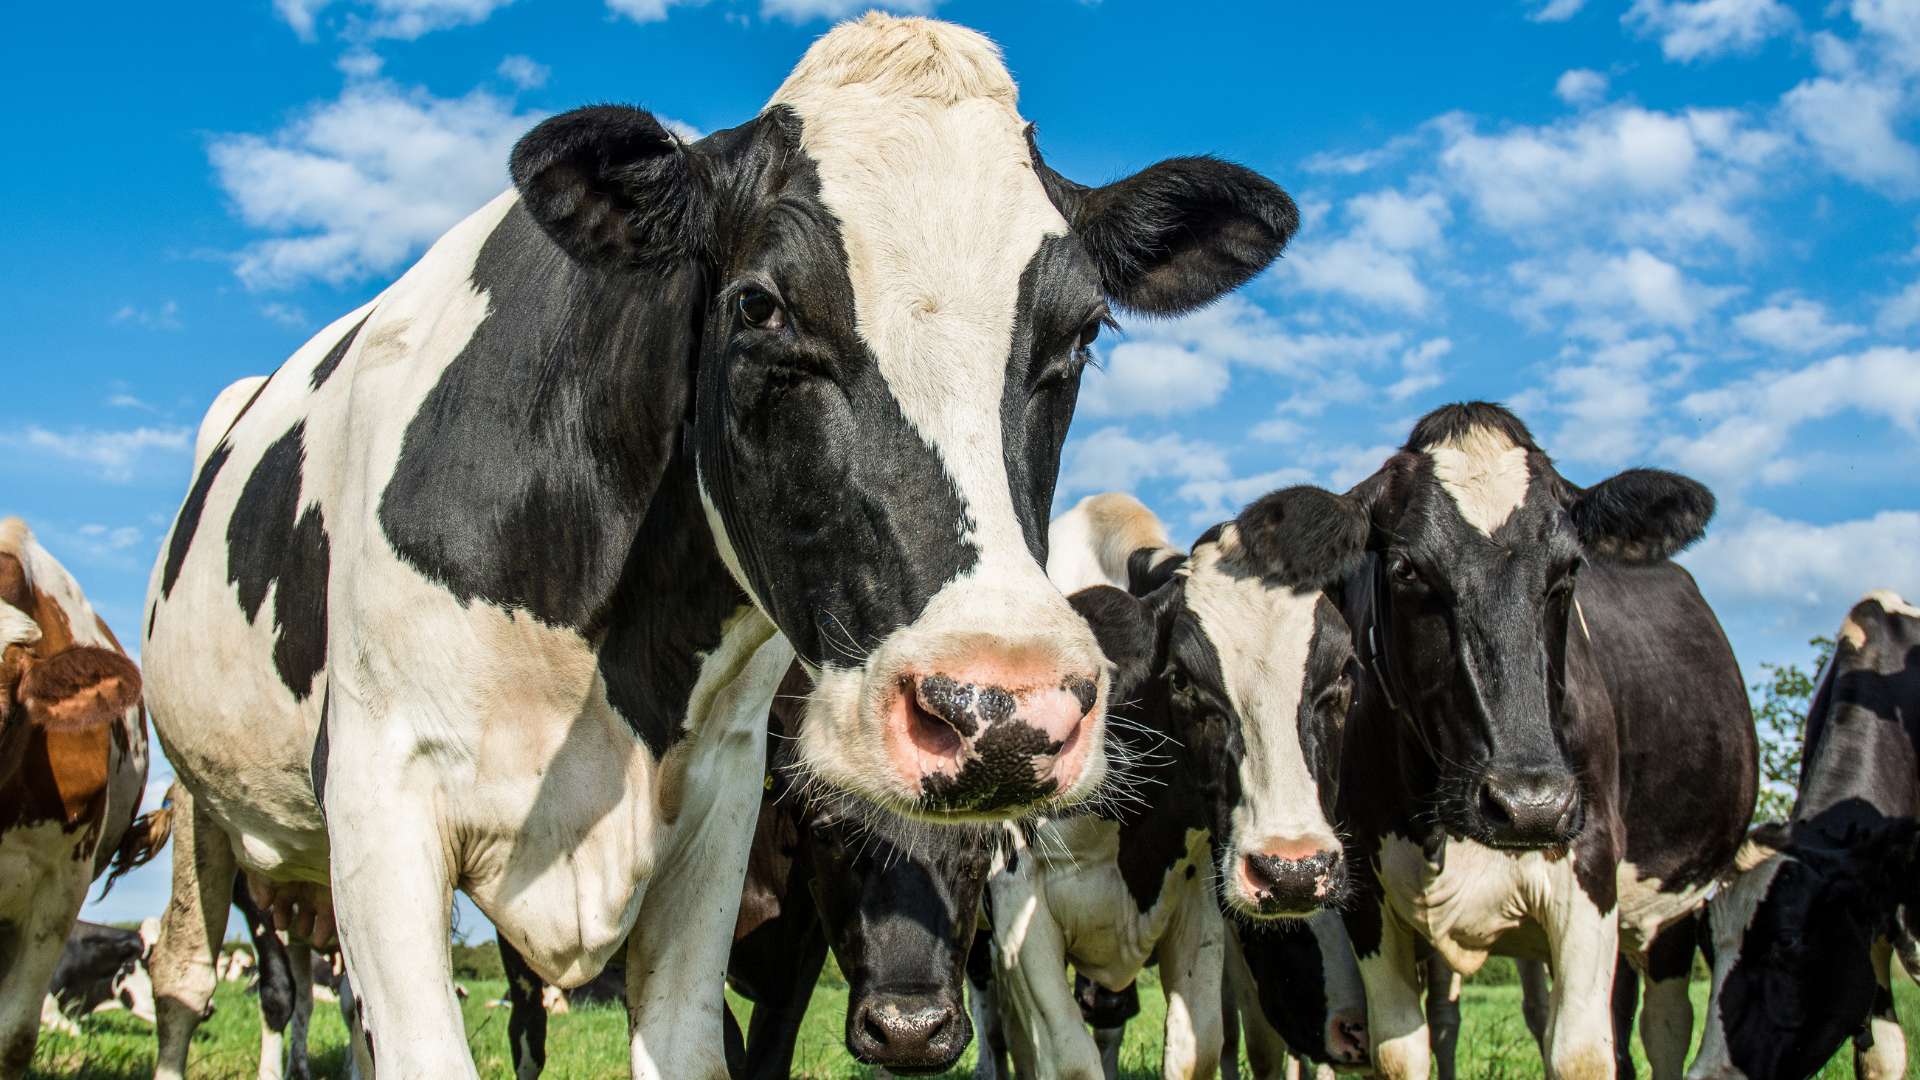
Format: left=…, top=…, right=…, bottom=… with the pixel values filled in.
left=1, top=518, right=168, bottom=1072
left=1331, top=402, right=1756, bottom=1080
left=499, top=664, right=998, bottom=1078
left=41, top=919, right=159, bottom=1034
left=983, top=489, right=1366, bottom=1078
left=1691, top=590, right=1920, bottom=1080
left=141, top=14, right=1296, bottom=1077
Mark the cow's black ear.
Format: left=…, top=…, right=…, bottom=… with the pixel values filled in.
left=1565, top=469, right=1715, bottom=563
left=1044, top=154, right=1297, bottom=316
left=511, top=106, right=712, bottom=273
left=1068, top=585, right=1158, bottom=700
left=1232, top=486, right=1369, bottom=591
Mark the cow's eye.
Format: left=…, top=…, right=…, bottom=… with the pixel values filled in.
left=737, top=288, right=784, bottom=330
left=1389, top=557, right=1422, bottom=586
left=1168, top=668, right=1192, bottom=696
left=1076, top=317, right=1104, bottom=350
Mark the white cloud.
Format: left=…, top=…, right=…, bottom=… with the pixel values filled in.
left=1555, top=68, right=1610, bottom=108
left=1686, top=509, right=1920, bottom=612
left=1078, top=342, right=1230, bottom=418
left=1515, top=248, right=1738, bottom=333
left=497, top=55, right=549, bottom=90
left=112, top=300, right=182, bottom=331
left=1386, top=338, right=1451, bottom=401
left=337, top=48, right=383, bottom=78
left=1177, top=467, right=1316, bottom=526
left=1850, top=0, right=1920, bottom=73
left=759, top=0, right=941, bottom=21
left=1879, top=279, right=1920, bottom=331
left=275, top=0, right=516, bottom=41
left=1530, top=0, right=1587, bottom=22
left=1661, top=346, right=1920, bottom=487
left=1624, top=0, right=1797, bottom=62
left=211, top=79, right=543, bottom=289
left=1438, top=105, right=1783, bottom=254
left=1732, top=296, right=1863, bottom=352
left=260, top=302, right=313, bottom=329
left=1348, top=190, right=1450, bottom=251
left=1056, top=427, right=1228, bottom=502
left=1781, top=76, right=1920, bottom=193
left=106, top=392, right=156, bottom=412
left=1532, top=335, right=1678, bottom=466
left=1285, top=238, right=1431, bottom=313
left=605, top=0, right=709, bottom=22
left=4, top=426, right=192, bottom=482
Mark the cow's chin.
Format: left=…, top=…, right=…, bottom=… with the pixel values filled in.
left=791, top=664, right=1108, bottom=823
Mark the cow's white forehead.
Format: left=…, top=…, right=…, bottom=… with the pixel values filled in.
left=1425, top=425, right=1531, bottom=537
left=1182, top=533, right=1322, bottom=714
left=769, top=15, right=1070, bottom=570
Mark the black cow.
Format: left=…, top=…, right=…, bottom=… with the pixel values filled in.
left=1692, top=590, right=1920, bottom=1080
left=1331, top=402, right=1756, bottom=1080
left=500, top=663, right=997, bottom=1078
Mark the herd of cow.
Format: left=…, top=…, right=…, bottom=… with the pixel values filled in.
left=3, top=13, right=1916, bottom=1080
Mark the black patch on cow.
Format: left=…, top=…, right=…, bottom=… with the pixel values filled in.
left=1239, top=918, right=1337, bottom=1062
left=1404, top=401, right=1541, bottom=454
left=225, top=423, right=331, bottom=700
left=235, top=873, right=297, bottom=1031
left=919, top=721, right=1059, bottom=813
left=309, top=314, right=370, bottom=391
left=160, top=441, right=231, bottom=600
left=310, top=688, right=330, bottom=818
left=1126, top=547, right=1184, bottom=595
left=146, top=603, right=155, bottom=641
left=1000, top=234, right=1101, bottom=564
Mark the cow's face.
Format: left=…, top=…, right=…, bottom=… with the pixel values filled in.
left=510, top=16, right=1297, bottom=818
left=1693, top=815, right=1920, bottom=1080
left=1235, top=911, right=1371, bottom=1069
left=805, top=805, right=992, bottom=1073
left=1338, top=403, right=1713, bottom=849
left=1073, top=488, right=1366, bottom=920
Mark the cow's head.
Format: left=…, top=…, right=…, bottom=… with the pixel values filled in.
left=1234, top=911, right=1371, bottom=1070
left=1057, top=489, right=1365, bottom=918
left=1692, top=591, right=1920, bottom=1080
left=1, top=523, right=142, bottom=790
left=1334, top=403, right=1713, bottom=849
left=509, top=15, right=1296, bottom=819
left=806, top=807, right=994, bottom=1073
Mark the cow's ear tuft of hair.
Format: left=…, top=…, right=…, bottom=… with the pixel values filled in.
left=1068, top=157, right=1298, bottom=316
left=1233, top=486, right=1369, bottom=591
left=16, top=646, right=141, bottom=733
left=510, top=105, right=712, bottom=274
left=1067, top=585, right=1157, bottom=701
left=1566, top=468, right=1715, bottom=563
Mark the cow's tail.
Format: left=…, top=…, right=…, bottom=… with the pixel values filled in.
left=99, top=801, right=174, bottom=898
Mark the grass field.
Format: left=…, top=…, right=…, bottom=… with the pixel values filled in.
left=29, top=963, right=1920, bottom=1078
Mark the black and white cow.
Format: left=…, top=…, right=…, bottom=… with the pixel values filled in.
left=1691, top=590, right=1920, bottom=1080
left=40, top=919, right=158, bottom=1034
left=1327, top=402, right=1756, bottom=1080
left=983, top=490, right=1365, bottom=1078
left=498, top=664, right=999, bottom=1079
left=140, top=16, right=1297, bottom=1078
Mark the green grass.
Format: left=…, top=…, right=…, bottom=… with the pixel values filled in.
left=29, top=966, right=1920, bottom=1078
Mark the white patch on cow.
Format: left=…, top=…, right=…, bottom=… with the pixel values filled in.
left=772, top=17, right=1108, bottom=812
left=1046, top=492, right=1178, bottom=594
left=1424, top=426, right=1530, bottom=537
left=1616, top=860, right=1716, bottom=962
left=1690, top=853, right=1790, bottom=1080
left=0, top=822, right=97, bottom=1064
left=0, top=599, right=37, bottom=651
left=193, top=375, right=268, bottom=465
left=1183, top=529, right=1340, bottom=907
left=1858, top=939, right=1906, bottom=1080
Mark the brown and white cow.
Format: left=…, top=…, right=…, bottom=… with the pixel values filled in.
left=0, top=517, right=167, bottom=1072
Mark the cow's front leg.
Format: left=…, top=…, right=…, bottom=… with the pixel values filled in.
left=626, top=627, right=792, bottom=1080
left=1542, top=889, right=1619, bottom=1080
left=987, top=845, right=1105, bottom=1080
left=0, top=861, right=89, bottom=1074
left=1425, top=952, right=1463, bottom=1080
left=1158, top=888, right=1226, bottom=1079
left=1353, top=907, right=1429, bottom=1080
left=1854, top=936, right=1907, bottom=1080
left=325, top=699, right=473, bottom=1079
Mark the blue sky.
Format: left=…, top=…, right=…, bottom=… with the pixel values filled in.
left=4, top=0, right=1917, bottom=924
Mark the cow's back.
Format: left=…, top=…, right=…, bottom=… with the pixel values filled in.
left=1575, top=558, right=1756, bottom=947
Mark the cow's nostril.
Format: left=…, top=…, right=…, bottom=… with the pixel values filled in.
left=902, top=676, right=968, bottom=758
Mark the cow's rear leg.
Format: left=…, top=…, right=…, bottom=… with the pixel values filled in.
left=1610, top=962, right=1639, bottom=1080
left=153, top=782, right=239, bottom=1080
left=0, top=863, right=90, bottom=1074
left=1638, top=920, right=1696, bottom=1080
left=1424, top=952, right=1462, bottom=1080
left=1854, top=937, right=1907, bottom=1080
left=238, top=877, right=297, bottom=1080
left=498, top=936, right=549, bottom=1080
left=1517, top=958, right=1550, bottom=1056
left=286, top=940, right=316, bottom=1080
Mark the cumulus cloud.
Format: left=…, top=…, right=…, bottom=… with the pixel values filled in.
left=210, top=79, right=544, bottom=289
left=1078, top=342, right=1230, bottom=418
left=1732, top=295, right=1863, bottom=352
left=1514, top=248, right=1739, bottom=333
left=276, top=0, right=516, bottom=41
left=1624, top=0, right=1797, bottom=62
left=1177, top=467, right=1316, bottom=526
left=1387, top=338, right=1452, bottom=402
left=605, top=0, right=710, bottom=22
left=1781, top=76, right=1920, bottom=194
left=759, top=0, right=942, bottom=21
left=497, top=55, right=549, bottom=90
left=1555, top=68, right=1609, bottom=108
left=111, top=300, right=182, bottom=331
left=1530, top=335, right=1682, bottom=466
left=3, top=426, right=192, bottom=483
left=1686, top=509, right=1920, bottom=612
left=1282, top=189, right=1448, bottom=314
left=1530, top=0, right=1587, bottom=22
left=260, top=302, right=313, bottom=329
left=1056, top=427, right=1228, bottom=502
left=1879, top=279, right=1920, bottom=331
left=1660, top=346, right=1920, bottom=487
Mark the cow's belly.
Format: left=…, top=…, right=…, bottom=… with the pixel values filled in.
left=1041, top=818, right=1207, bottom=989
left=1379, top=835, right=1565, bottom=973
left=143, top=584, right=330, bottom=881
left=1615, top=861, right=1713, bottom=961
